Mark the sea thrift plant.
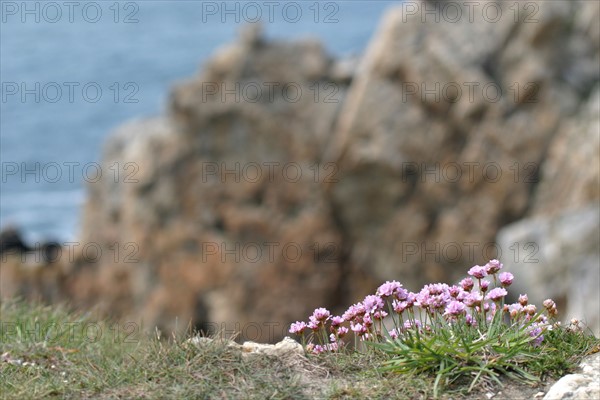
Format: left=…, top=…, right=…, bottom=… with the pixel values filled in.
left=289, top=260, right=560, bottom=396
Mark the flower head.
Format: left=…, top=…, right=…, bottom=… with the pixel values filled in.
left=289, top=321, right=307, bottom=335
left=518, top=294, right=529, bottom=306
left=508, top=303, right=523, bottom=319
left=486, top=287, right=508, bottom=302
left=405, top=292, right=417, bottom=307
left=342, top=303, right=365, bottom=321
left=543, top=299, right=558, bottom=316
left=468, top=265, right=487, bottom=279
left=542, top=299, right=554, bottom=309
left=330, top=316, right=344, bottom=327
left=480, top=280, right=490, bottom=292
left=524, top=304, right=537, bottom=316
left=312, top=307, right=331, bottom=322
left=393, top=299, right=409, bottom=314
left=350, top=322, right=367, bottom=336
left=373, top=310, right=388, bottom=320
left=444, top=300, right=467, bottom=317
left=464, top=291, right=483, bottom=307
left=484, top=301, right=497, bottom=316
left=528, top=324, right=545, bottom=347
left=460, top=277, right=474, bottom=291
left=363, top=295, right=385, bottom=314
left=307, top=319, right=320, bottom=331
left=417, top=284, right=450, bottom=310
left=376, top=281, right=405, bottom=298
left=404, top=319, right=422, bottom=330
left=485, top=259, right=503, bottom=274
left=448, top=285, right=462, bottom=298
left=499, top=272, right=514, bottom=287
left=336, top=326, right=349, bottom=337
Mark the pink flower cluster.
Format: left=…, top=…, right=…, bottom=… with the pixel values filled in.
left=290, top=260, right=555, bottom=354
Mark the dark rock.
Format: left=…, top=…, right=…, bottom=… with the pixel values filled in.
left=0, top=227, right=31, bottom=255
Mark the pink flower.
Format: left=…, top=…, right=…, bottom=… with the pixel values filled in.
left=312, top=307, right=331, bottom=322
left=485, top=302, right=497, bottom=315
left=336, top=326, right=349, bottom=337
left=444, top=300, right=467, bottom=317
left=373, top=310, right=388, bottom=320
left=289, top=321, right=307, bottom=335
left=330, top=316, right=344, bottom=327
left=426, top=283, right=449, bottom=295
left=460, top=278, right=474, bottom=291
left=466, top=313, right=477, bottom=326
left=389, top=329, right=399, bottom=340
left=393, top=300, right=409, bottom=314
left=394, top=287, right=409, bottom=300
left=456, top=290, right=468, bottom=301
left=468, top=265, right=487, bottom=279
left=486, top=287, right=507, bottom=302
left=480, top=280, right=490, bottom=292
left=404, top=319, right=422, bottom=330
left=376, top=281, right=405, bottom=298
left=464, top=291, right=483, bottom=307
left=485, top=259, right=503, bottom=274
left=448, top=285, right=462, bottom=298
left=350, top=322, right=367, bottom=336
left=406, top=292, right=417, bottom=305
left=307, top=320, right=320, bottom=331
left=363, top=295, right=384, bottom=314
left=414, top=292, right=428, bottom=309
left=342, top=303, right=365, bottom=321
left=499, top=272, right=514, bottom=287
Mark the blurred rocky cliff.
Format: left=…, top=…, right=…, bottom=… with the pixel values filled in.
left=2, top=0, right=598, bottom=339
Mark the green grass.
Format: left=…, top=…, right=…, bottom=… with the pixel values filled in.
left=1, top=299, right=598, bottom=399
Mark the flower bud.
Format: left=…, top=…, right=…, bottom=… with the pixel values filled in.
left=543, top=299, right=555, bottom=310
left=525, top=304, right=537, bottom=315
left=518, top=294, right=528, bottom=306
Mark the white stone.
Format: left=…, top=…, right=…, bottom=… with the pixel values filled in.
left=242, top=337, right=304, bottom=358
left=187, top=336, right=305, bottom=359
left=544, top=353, right=600, bottom=400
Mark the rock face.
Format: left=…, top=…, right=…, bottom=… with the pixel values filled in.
left=497, top=206, right=600, bottom=334
left=1, top=1, right=598, bottom=339
left=77, top=27, right=349, bottom=339
left=498, top=87, right=600, bottom=334
left=326, top=0, right=599, bottom=291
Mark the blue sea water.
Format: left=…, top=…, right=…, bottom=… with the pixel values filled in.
left=0, top=1, right=396, bottom=243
